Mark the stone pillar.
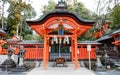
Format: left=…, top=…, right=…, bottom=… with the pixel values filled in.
left=96, top=56, right=103, bottom=67
left=95, top=55, right=106, bottom=71
left=18, top=57, right=24, bottom=66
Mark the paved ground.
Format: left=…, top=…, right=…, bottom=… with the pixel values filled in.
left=0, top=68, right=120, bottom=75
left=0, top=67, right=120, bottom=75
left=27, top=62, right=95, bottom=75
left=0, top=55, right=120, bottom=75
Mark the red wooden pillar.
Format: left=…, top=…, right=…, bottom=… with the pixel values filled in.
left=36, top=45, right=39, bottom=60
left=74, top=35, right=78, bottom=69
left=43, top=32, right=47, bottom=70
left=46, top=37, right=49, bottom=62
left=71, top=39, right=74, bottom=61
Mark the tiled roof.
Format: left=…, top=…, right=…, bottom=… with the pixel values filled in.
left=0, top=29, right=7, bottom=36
left=111, top=29, right=120, bottom=35
left=96, top=35, right=113, bottom=42
left=6, top=39, right=22, bottom=42
left=18, top=40, right=43, bottom=44
left=96, top=29, right=120, bottom=42
left=78, top=41, right=101, bottom=44
left=26, top=0, right=95, bottom=25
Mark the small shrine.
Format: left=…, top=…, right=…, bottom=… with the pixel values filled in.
left=26, top=0, right=100, bottom=70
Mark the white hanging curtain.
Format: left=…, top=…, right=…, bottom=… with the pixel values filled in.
left=53, top=36, right=58, bottom=44
left=63, top=36, right=69, bottom=44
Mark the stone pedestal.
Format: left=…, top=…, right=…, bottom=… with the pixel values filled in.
left=79, top=61, right=85, bottom=67
left=11, top=65, right=28, bottom=72
left=95, top=55, right=106, bottom=71
left=11, top=57, right=28, bottom=72
left=1, top=59, right=16, bottom=71
left=35, top=61, right=40, bottom=67
left=19, top=58, right=24, bottom=66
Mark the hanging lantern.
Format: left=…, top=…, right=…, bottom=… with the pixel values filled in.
left=58, top=24, right=64, bottom=36
left=53, top=36, right=58, bottom=44
left=63, top=36, right=69, bottom=44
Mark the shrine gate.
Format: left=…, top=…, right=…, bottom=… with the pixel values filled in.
left=26, top=1, right=96, bottom=70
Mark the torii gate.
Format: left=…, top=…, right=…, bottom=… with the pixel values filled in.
left=26, top=1, right=95, bottom=70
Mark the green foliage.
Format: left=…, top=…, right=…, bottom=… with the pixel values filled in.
left=109, top=5, right=120, bottom=30
left=72, top=3, right=94, bottom=20
left=42, top=0, right=94, bottom=20
left=23, top=34, right=33, bottom=40
left=78, top=31, right=96, bottom=41
left=2, top=42, right=8, bottom=49
left=5, top=0, right=36, bottom=37
left=33, top=35, right=43, bottom=42
left=42, top=0, right=56, bottom=13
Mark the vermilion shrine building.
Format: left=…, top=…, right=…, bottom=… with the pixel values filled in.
left=26, top=1, right=99, bottom=69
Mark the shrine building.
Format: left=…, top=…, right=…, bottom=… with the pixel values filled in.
left=26, top=0, right=99, bottom=70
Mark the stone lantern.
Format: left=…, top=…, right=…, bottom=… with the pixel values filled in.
left=11, top=45, right=28, bottom=72
left=1, top=46, right=16, bottom=71
left=18, top=46, right=25, bottom=66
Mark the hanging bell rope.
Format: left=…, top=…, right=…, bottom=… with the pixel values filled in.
left=51, top=38, right=54, bottom=44
left=59, top=37, right=62, bottom=44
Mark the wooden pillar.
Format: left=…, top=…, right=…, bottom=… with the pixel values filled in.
left=46, top=37, right=49, bottom=62
left=37, top=44, right=39, bottom=60
left=43, top=31, right=47, bottom=70
left=74, top=35, right=78, bottom=69
left=0, top=42, right=2, bottom=54
left=71, top=39, right=74, bottom=61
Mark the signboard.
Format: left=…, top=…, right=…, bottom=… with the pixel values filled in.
left=87, top=44, right=91, bottom=51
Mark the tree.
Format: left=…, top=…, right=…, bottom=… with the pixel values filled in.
left=42, top=0, right=56, bottom=13
left=6, top=0, right=36, bottom=37
left=72, top=2, right=94, bottom=20
left=42, top=0, right=94, bottom=20
left=109, top=5, right=120, bottom=30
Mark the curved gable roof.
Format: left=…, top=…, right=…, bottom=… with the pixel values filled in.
left=26, top=0, right=95, bottom=25
left=26, top=10, right=95, bottom=25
